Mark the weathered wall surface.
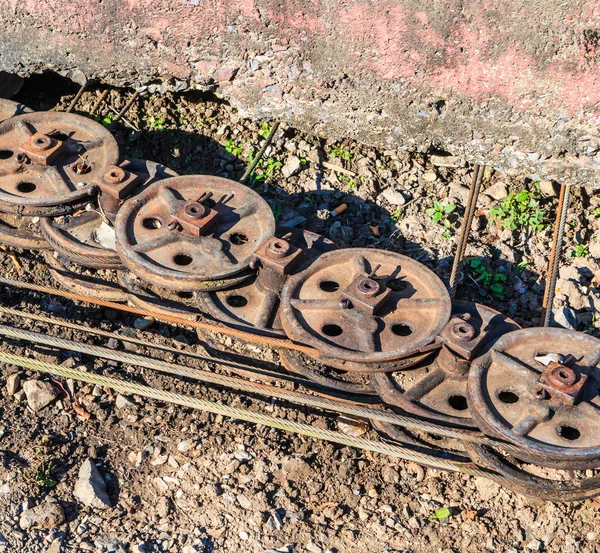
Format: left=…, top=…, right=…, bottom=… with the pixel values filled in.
left=1, top=0, right=600, bottom=185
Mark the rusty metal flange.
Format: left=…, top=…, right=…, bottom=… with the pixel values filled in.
left=280, top=248, right=451, bottom=365
left=43, top=251, right=128, bottom=303
left=372, top=302, right=520, bottom=428
left=0, top=112, right=119, bottom=215
left=468, top=328, right=600, bottom=469
left=115, top=175, right=276, bottom=291
left=0, top=99, right=32, bottom=124
left=201, top=227, right=337, bottom=338
left=117, top=271, right=203, bottom=321
left=99, top=158, right=179, bottom=224
left=40, top=211, right=123, bottom=269
left=0, top=212, right=51, bottom=250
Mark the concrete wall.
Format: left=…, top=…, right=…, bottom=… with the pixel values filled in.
left=1, top=0, right=600, bottom=186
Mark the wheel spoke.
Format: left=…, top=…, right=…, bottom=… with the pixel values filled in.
left=132, top=232, right=178, bottom=254
left=290, top=298, right=341, bottom=312
left=491, top=350, right=541, bottom=378
left=404, top=368, right=446, bottom=401
left=46, top=166, right=73, bottom=194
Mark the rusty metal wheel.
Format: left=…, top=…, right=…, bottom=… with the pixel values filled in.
left=115, top=175, right=276, bottom=292
left=99, top=158, right=179, bottom=224
left=201, top=227, right=337, bottom=337
left=44, top=251, right=127, bottom=302
left=0, top=112, right=119, bottom=215
left=0, top=99, right=32, bottom=123
left=468, top=328, right=600, bottom=469
left=279, top=349, right=377, bottom=399
left=0, top=212, right=51, bottom=250
left=280, top=248, right=451, bottom=366
left=40, top=211, right=123, bottom=269
left=117, top=271, right=203, bottom=321
left=372, top=302, right=520, bottom=428
left=464, top=442, right=600, bottom=502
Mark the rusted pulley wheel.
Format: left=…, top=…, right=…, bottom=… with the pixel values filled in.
left=44, top=251, right=128, bottom=303
left=117, top=271, right=204, bottom=321
left=279, top=349, right=378, bottom=401
left=98, top=158, right=178, bottom=224
left=0, top=99, right=32, bottom=124
left=0, top=112, right=119, bottom=215
left=371, top=302, right=520, bottom=429
left=280, top=248, right=451, bottom=367
left=201, top=227, right=337, bottom=338
left=0, top=212, right=51, bottom=250
left=115, top=175, right=276, bottom=292
left=468, top=328, right=600, bottom=469
left=40, top=211, right=123, bottom=270
left=464, top=442, right=600, bottom=502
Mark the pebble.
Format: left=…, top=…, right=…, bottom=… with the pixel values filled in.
left=115, top=395, right=135, bottom=410
left=22, top=380, right=59, bottom=412
left=538, top=180, right=558, bottom=197
left=177, top=440, right=196, bottom=453
left=423, top=171, right=437, bottom=182
left=382, top=187, right=408, bottom=206
left=306, top=543, right=323, bottom=553
left=552, top=306, right=578, bottom=330
left=526, top=538, right=541, bottom=551
left=134, top=316, right=155, bottom=330
left=6, top=373, right=20, bottom=395
left=74, top=459, right=112, bottom=509
left=483, top=182, right=509, bottom=201
left=281, top=156, right=302, bottom=178
left=19, top=499, right=65, bottom=530
left=239, top=531, right=250, bottom=540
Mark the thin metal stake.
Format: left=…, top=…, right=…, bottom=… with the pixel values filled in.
left=542, top=184, right=571, bottom=327
left=90, top=89, right=110, bottom=116
left=448, top=164, right=484, bottom=298
left=108, top=90, right=140, bottom=130
left=66, top=81, right=87, bottom=113
left=240, top=121, right=281, bottom=183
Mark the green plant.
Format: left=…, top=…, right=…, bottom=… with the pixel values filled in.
left=468, top=259, right=507, bottom=299
left=428, top=507, right=451, bottom=521
left=426, top=201, right=456, bottom=229
left=331, top=145, right=353, bottom=161
left=94, top=113, right=113, bottom=127
left=571, top=244, right=589, bottom=258
left=225, top=139, right=243, bottom=157
left=337, top=174, right=357, bottom=189
left=248, top=155, right=282, bottom=185
left=390, top=209, right=402, bottom=223
left=259, top=122, right=272, bottom=139
left=593, top=208, right=600, bottom=219
left=143, top=116, right=166, bottom=131
left=489, top=189, right=547, bottom=231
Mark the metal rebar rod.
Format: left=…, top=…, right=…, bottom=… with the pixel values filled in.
left=448, top=164, right=483, bottom=298
left=108, top=90, right=140, bottom=130
left=542, top=184, right=571, bottom=327
left=240, top=122, right=281, bottom=183
left=66, top=81, right=87, bottom=113
left=90, top=89, right=110, bottom=116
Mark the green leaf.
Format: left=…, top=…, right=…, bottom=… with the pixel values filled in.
left=434, top=201, right=442, bottom=211
left=430, top=507, right=451, bottom=520
left=426, top=208, right=436, bottom=216
left=444, top=203, right=457, bottom=214
left=432, top=212, right=443, bottom=224
left=516, top=191, right=529, bottom=203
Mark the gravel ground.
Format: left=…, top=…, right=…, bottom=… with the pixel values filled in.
left=0, top=74, right=599, bottom=552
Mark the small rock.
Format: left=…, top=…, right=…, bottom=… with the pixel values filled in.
left=22, top=380, right=58, bottom=412
left=382, top=188, right=408, bottom=206
left=182, top=546, right=199, bottom=553
left=538, top=180, right=559, bottom=197
left=337, top=416, right=368, bottom=437
left=306, top=543, right=323, bottom=553
left=19, top=499, right=65, bottom=530
left=239, top=531, right=250, bottom=540
left=430, top=155, right=462, bottom=168
left=423, top=171, right=437, bottom=182
left=328, top=221, right=353, bottom=247
left=177, top=440, right=196, bottom=453
left=281, top=156, right=302, bottom=178
left=552, top=306, right=578, bottom=330
left=587, top=532, right=597, bottom=541
left=484, top=182, right=509, bottom=201
left=526, top=538, right=541, bottom=551
left=6, top=373, right=20, bottom=395
left=267, top=511, right=283, bottom=530
left=115, top=395, right=135, bottom=410
left=74, top=459, right=111, bottom=509
left=134, top=316, right=154, bottom=330
left=474, top=477, right=501, bottom=501
left=46, top=538, right=63, bottom=553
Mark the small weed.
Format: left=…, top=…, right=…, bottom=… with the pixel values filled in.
left=517, top=260, right=530, bottom=270
left=337, top=174, right=357, bottom=189
left=94, top=113, right=113, bottom=127
left=489, top=188, right=547, bottom=231
left=225, top=139, right=243, bottom=157
left=331, top=145, right=353, bottom=161
left=594, top=207, right=600, bottom=219
left=248, top=155, right=282, bottom=185
left=571, top=244, right=589, bottom=258
left=259, top=122, right=272, bottom=139
left=428, top=507, right=451, bottom=521
left=468, top=259, right=507, bottom=299
left=426, top=201, right=456, bottom=229
left=270, top=202, right=282, bottom=222
left=390, top=209, right=402, bottom=223
left=144, top=116, right=166, bottom=131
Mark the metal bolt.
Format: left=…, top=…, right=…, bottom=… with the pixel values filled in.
left=103, top=166, right=127, bottom=184
left=184, top=201, right=208, bottom=219
left=31, top=135, right=55, bottom=151
left=267, top=238, right=290, bottom=258
left=357, top=278, right=380, bottom=297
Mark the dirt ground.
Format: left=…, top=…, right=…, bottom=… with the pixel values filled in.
left=0, top=74, right=600, bottom=553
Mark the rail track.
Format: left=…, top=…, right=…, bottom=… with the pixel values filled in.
left=0, top=96, right=596, bottom=502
